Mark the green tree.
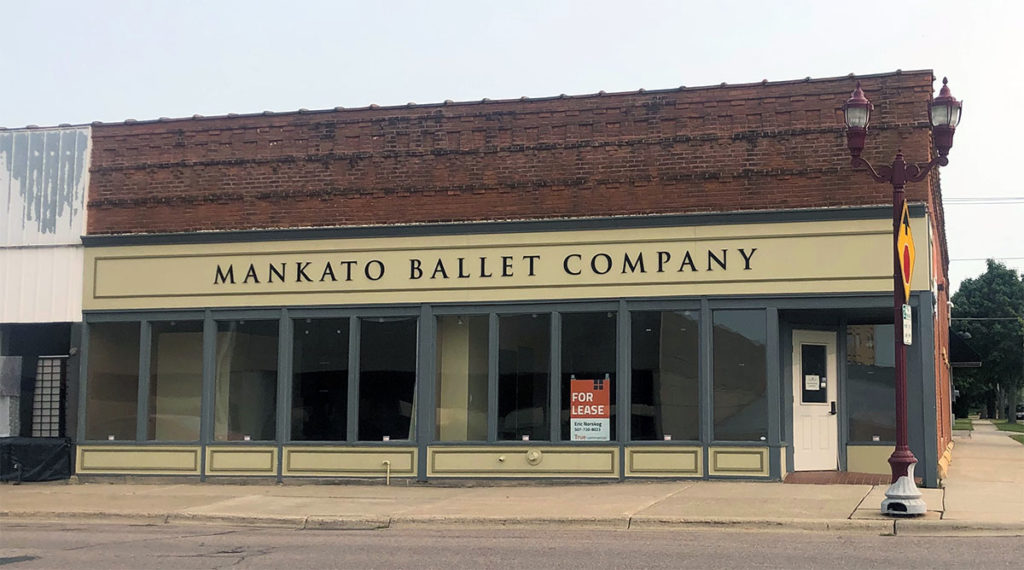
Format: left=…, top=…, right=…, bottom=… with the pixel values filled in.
left=951, top=260, right=1024, bottom=422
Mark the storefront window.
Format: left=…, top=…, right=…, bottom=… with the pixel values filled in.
left=147, top=321, right=203, bottom=441
left=498, top=314, right=550, bottom=441
left=846, top=324, right=896, bottom=442
left=560, top=312, right=617, bottom=441
left=292, top=318, right=350, bottom=441
left=712, top=310, right=768, bottom=441
left=631, top=310, right=699, bottom=441
left=435, top=315, right=488, bottom=441
left=214, top=320, right=279, bottom=441
left=358, top=317, right=417, bottom=441
left=85, top=322, right=140, bottom=441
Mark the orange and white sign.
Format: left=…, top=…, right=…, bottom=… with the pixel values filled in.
left=570, top=377, right=611, bottom=441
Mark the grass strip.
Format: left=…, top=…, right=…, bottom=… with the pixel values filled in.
left=953, top=418, right=973, bottom=431
left=992, top=419, right=1024, bottom=434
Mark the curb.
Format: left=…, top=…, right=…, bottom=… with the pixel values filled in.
left=627, top=516, right=894, bottom=534
left=390, top=515, right=630, bottom=530
left=303, top=516, right=391, bottom=530
left=4, top=510, right=1022, bottom=536
left=894, top=519, right=1024, bottom=537
left=0, top=511, right=889, bottom=534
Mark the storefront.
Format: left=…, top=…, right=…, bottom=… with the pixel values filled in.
left=72, top=70, right=953, bottom=486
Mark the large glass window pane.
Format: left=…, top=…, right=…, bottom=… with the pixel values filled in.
left=560, top=312, right=617, bottom=441
left=846, top=324, right=896, bottom=442
left=358, top=317, right=417, bottom=441
left=292, top=318, right=349, bottom=441
left=214, top=320, right=279, bottom=441
left=712, top=310, right=768, bottom=441
left=498, top=314, right=550, bottom=441
left=631, top=310, right=699, bottom=441
left=85, top=322, right=140, bottom=441
left=435, top=315, right=488, bottom=441
left=148, top=321, right=202, bottom=441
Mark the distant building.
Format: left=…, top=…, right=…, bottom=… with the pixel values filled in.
left=8, top=70, right=957, bottom=486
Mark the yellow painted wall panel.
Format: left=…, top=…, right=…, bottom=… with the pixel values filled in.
left=428, top=446, right=617, bottom=477
left=76, top=446, right=200, bottom=474
left=846, top=445, right=895, bottom=475
left=626, top=447, right=702, bottom=476
left=283, top=447, right=416, bottom=476
left=206, top=447, right=277, bottom=475
left=708, top=447, right=769, bottom=476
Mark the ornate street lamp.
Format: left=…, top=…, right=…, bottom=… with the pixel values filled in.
left=842, top=77, right=962, bottom=516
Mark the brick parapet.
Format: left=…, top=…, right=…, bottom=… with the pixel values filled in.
left=86, top=70, right=940, bottom=235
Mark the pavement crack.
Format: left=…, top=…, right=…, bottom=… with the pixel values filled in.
left=849, top=484, right=876, bottom=519
left=0, top=555, right=39, bottom=566
left=60, top=528, right=244, bottom=552
left=626, top=484, right=696, bottom=528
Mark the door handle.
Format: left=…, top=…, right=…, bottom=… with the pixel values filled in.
left=829, top=401, right=837, bottom=415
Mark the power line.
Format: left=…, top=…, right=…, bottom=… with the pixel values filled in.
left=944, top=197, right=1024, bottom=205
left=950, top=257, right=1024, bottom=262
left=951, top=317, right=1019, bottom=321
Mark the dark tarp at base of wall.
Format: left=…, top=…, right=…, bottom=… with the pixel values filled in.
left=0, top=437, right=72, bottom=482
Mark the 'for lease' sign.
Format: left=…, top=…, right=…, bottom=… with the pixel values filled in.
left=570, top=377, right=611, bottom=441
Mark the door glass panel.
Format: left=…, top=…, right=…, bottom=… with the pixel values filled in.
left=800, top=344, right=828, bottom=404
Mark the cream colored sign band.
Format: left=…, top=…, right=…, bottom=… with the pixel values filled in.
left=84, top=218, right=930, bottom=310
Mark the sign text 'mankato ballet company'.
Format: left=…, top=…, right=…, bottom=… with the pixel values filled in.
left=212, top=247, right=759, bottom=286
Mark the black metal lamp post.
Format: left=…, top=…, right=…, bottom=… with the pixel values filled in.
left=842, top=77, right=962, bottom=516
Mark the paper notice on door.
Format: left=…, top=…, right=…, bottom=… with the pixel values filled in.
left=804, top=374, right=821, bottom=391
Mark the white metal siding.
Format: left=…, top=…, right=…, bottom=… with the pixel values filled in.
left=1, top=126, right=89, bottom=324
left=0, top=246, right=84, bottom=323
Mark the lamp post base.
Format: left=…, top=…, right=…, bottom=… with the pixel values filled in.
left=881, top=462, right=926, bottom=516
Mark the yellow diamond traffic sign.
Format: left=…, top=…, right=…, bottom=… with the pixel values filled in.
left=896, top=200, right=916, bottom=301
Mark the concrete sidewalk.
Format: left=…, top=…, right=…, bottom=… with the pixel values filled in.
left=2, top=422, right=1021, bottom=536
left=942, top=419, right=1024, bottom=526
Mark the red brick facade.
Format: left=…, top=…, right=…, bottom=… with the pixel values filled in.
left=87, top=71, right=941, bottom=239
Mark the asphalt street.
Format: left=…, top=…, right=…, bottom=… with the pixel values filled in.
left=3, top=522, right=1024, bottom=569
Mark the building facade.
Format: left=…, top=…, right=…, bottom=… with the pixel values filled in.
left=68, top=70, right=953, bottom=485
left=1, top=126, right=89, bottom=442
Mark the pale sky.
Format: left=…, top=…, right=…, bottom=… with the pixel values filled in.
left=3, top=0, right=1021, bottom=293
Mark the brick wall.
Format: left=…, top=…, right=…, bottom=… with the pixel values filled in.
left=87, top=70, right=940, bottom=236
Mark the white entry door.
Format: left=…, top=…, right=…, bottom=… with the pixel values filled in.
left=792, top=330, right=839, bottom=471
